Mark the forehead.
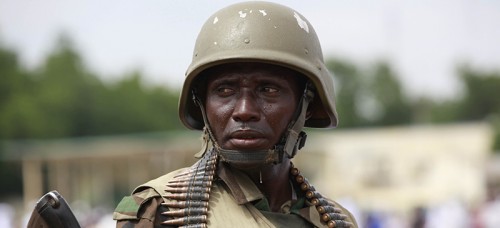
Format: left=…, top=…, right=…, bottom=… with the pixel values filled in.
left=203, top=62, right=302, bottom=83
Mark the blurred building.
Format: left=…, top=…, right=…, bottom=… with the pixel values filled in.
left=295, top=121, right=495, bottom=225
left=2, top=131, right=200, bottom=215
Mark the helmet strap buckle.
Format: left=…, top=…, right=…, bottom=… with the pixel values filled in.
left=280, top=82, right=315, bottom=159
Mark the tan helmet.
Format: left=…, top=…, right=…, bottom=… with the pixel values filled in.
left=179, top=1, right=338, bottom=130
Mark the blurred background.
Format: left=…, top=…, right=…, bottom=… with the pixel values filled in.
left=1, top=0, right=500, bottom=227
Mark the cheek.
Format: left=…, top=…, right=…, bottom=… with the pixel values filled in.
left=265, top=102, right=296, bottom=132
left=206, top=100, right=232, bottom=132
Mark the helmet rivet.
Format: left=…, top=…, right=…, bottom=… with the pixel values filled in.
left=244, top=38, right=250, bottom=44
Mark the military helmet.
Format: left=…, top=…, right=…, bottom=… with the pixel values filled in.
left=179, top=1, right=338, bottom=129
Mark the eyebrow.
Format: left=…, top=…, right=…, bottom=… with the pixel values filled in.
left=208, top=76, right=238, bottom=84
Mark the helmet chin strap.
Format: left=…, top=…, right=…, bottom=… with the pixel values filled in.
left=192, top=82, right=315, bottom=165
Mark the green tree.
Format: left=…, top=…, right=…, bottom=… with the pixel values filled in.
left=327, top=59, right=365, bottom=127
left=34, top=35, right=106, bottom=138
left=457, top=65, right=500, bottom=121
left=1, top=34, right=183, bottom=140
left=0, top=43, right=28, bottom=197
left=326, top=59, right=411, bottom=127
left=368, top=62, right=412, bottom=126
left=0, top=43, right=44, bottom=139
left=91, top=72, right=182, bottom=135
left=412, top=97, right=461, bottom=124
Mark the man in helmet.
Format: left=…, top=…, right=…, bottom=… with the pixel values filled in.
left=113, top=1, right=357, bottom=227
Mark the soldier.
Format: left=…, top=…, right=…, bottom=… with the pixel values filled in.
left=113, top=1, right=358, bottom=227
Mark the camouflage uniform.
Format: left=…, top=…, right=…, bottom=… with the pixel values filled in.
left=113, top=162, right=357, bottom=227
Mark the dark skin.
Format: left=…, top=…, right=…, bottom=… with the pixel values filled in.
left=204, top=62, right=304, bottom=212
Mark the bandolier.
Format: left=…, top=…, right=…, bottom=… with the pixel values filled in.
left=161, top=149, right=218, bottom=227
left=157, top=150, right=354, bottom=227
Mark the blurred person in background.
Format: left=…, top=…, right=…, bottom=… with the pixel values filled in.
left=476, top=187, right=500, bottom=228
left=113, top=1, right=357, bottom=227
left=410, top=207, right=426, bottom=228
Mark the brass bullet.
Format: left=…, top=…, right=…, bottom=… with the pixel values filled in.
left=295, top=175, right=305, bottom=184
left=162, top=207, right=208, bottom=217
left=169, top=175, right=214, bottom=183
left=174, top=169, right=214, bottom=178
left=166, top=180, right=213, bottom=188
left=165, top=193, right=210, bottom=201
left=165, top=186, right=211, bottom=193
left=305, top=190, right=322, bottom=199
left=162, top=201, right=209, bottom=208
left=290, top=167, right=300, bottom=176
left=322, top=213, right=347, bottom=222
left=311, top=198, right=328, bottom=206
left=161, top=215, right=207, bottom=226
left=316, top=205, right=341, bottom=214
left=300, top=182, right=311, bottom=191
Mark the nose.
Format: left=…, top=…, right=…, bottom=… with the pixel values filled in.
left=232, top=92, right=260, bottom=123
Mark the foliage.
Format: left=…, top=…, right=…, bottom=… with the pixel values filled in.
left=326, top=59, right=365, bottom=127
left=368, top=62, right=412, bottom=126
left=0, top=36, right=182, bottom=140
left=456, top=65, right=500, bottom=121
left=326, top=59, right=500, bottom=151
left=326, top=59, right=412, bottom=128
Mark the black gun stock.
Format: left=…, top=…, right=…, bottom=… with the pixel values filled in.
left=27, top=190, right=82, bottom=228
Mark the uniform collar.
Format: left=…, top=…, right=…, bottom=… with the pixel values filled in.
left=216, top=162, right=264, bottom=204
left=216, top=162, right=326, bottom=227
left=216, top=162, right=302, bottom=213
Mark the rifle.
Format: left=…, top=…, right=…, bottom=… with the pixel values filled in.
left=27, top=190, right=82, bottom=228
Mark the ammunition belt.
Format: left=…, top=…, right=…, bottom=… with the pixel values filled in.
left=290, top=163, right=354, bottom=228
left=160, top=149, right=352, bottom=227
left=161, top=149, right=218, bottom=227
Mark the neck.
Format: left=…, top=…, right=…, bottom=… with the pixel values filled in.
left=240, top=158, right=292, bottom=212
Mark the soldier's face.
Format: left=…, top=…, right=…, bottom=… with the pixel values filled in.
left=204, top=62, right=302, bottom=152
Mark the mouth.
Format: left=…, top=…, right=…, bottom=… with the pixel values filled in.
left=227, top=130, right=268, bottom=150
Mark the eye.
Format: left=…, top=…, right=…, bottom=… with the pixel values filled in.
left=260, top=86, right=280, bottom=96
left=263, top=87, right=278, bottom=93
left=215, top=87, right=234, bottom=96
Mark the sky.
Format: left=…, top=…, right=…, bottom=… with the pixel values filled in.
left=1, top=0, right=499, bottom=99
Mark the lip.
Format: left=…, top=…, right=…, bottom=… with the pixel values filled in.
left=227, top=130, right=268, bottom=150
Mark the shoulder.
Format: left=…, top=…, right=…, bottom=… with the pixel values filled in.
left=113, top=187, right=161, bottom=221
left=113, top=168, right=189, bottom=222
